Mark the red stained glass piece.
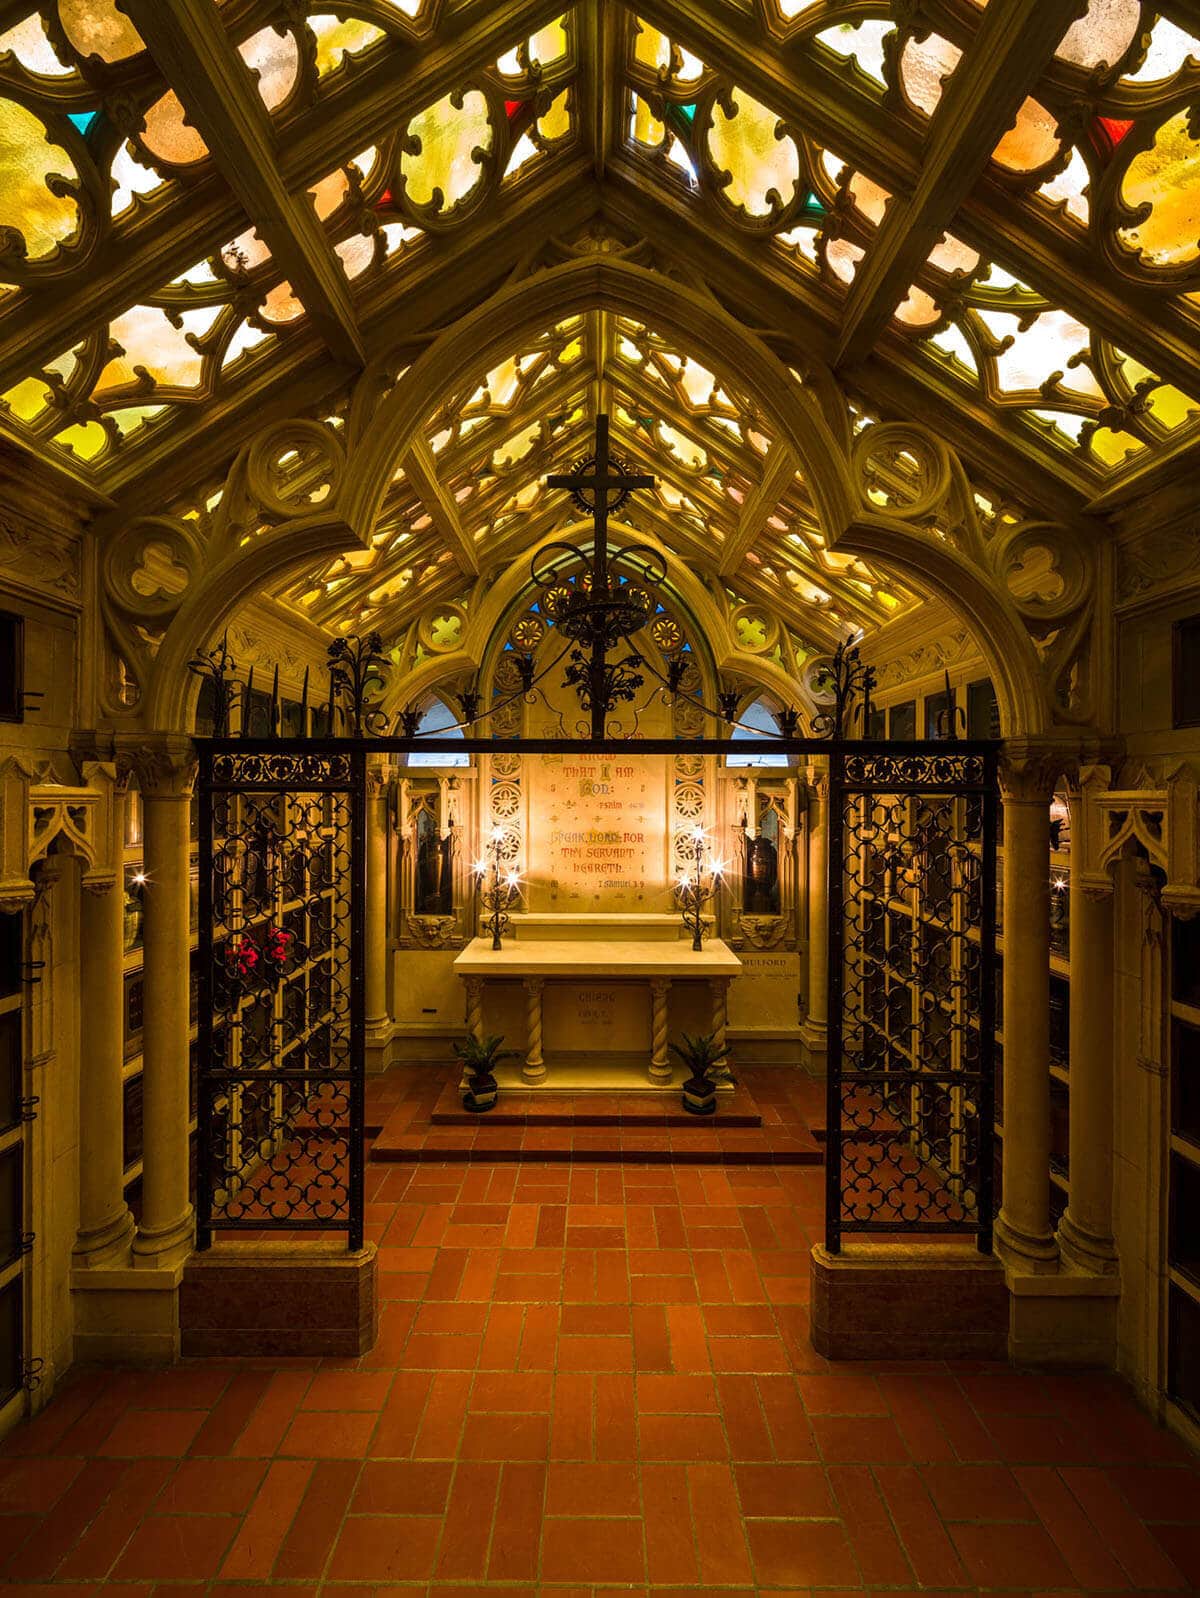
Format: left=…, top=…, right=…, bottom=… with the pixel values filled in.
left=1090, top=116, right=1134, bottom=159
left=505, top=99, right=525, bottom=119
left=377, top=187, right=394, bottom=207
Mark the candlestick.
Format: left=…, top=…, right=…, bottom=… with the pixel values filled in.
left=472, top=827, right=521, bottom=950
left=677, top=826, right=725, bottom=952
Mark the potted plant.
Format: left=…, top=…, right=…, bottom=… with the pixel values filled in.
left=670, top=1029, right=728, bottom=1117
left=453, top=1033, right=518, bottom=1113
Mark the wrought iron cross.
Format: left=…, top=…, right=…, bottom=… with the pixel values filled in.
left=546, top=413, right=654, bottom=738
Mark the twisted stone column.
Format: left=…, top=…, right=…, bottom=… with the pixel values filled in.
left=709, top=977, right=729, bottom=1064
left=464, top=975, right=484, bottom=1042
left=523, top=977, right=546, bottom=1083
left=649, top=977, right=671, bottom=1082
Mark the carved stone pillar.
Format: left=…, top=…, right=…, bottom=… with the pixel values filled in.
left=649, top=977, right=671, bottom=1083
left=464, top=975, right=484, bottom=1043
left=800, top=765, right=829, bottom=1073
left=523, top=977, right=546, bottom=1083
left=1059, top=876, right=1118, bottom=1274
left=710, top=977, right=729, bottom=1066
left=75, top=786, right=135, bottom=1268
left=995, top=752, right=1060, bottom=1274
left=364, top=761, right=390, bottom=1052
left=129, top=738, right=195, bottom=1270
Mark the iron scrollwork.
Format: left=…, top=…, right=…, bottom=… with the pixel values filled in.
left=197, top=745, right=364, bottom=1249
left=826, top=744, right=998, bottom=1255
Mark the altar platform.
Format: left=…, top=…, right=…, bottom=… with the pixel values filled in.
left=368, top=1063, right=825, bottom=1165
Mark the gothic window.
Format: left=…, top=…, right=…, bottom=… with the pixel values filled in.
left=726, top=697, right=788, bottom=767
left=406, top=696, right=469, bottom=768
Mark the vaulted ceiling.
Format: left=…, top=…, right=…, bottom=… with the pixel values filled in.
left=2, top=0, right=1199, bottom=653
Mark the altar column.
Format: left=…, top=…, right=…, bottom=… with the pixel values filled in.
left=464, top=975, right=483, bottom=1043
left=801, top=764, right=829, bottom=1073
left=994, top=753, right=1059, bottom=1274
left=709, top=977, right=729, bottom=1064
left=649, top=978, right=671, bottom=1082
left=364, top=759, right=391, bottom=1068
left=131, top=738, right=196, bottom=1270
left=523, top=978, right=546, bottom=1082
left=75, top=784, right=134, bottom=1268
left=1058, top=774, right=1118, bottom=1274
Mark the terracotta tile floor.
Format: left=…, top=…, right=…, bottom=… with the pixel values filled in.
left=4, top=1079, right=1200, bottom=1592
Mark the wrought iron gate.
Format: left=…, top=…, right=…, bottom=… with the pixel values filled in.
left=825, top=744, right=999, bottom=1254
left=196, top=746, right=365, bottom=1249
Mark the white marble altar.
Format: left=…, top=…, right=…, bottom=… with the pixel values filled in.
left=453, top=932, right=742, bottom=1091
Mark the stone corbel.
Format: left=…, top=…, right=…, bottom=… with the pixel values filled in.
left=1080, top=761, right=1200, bottom=917
left=0, top=756, right=120, bottom=909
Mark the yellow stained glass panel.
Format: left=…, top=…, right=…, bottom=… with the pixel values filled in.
left=309, top=15, right=384, bottom=76
left=1119, top=110, right=1200, bottom=268
left=705, top=87, right=799, bottom=217
left=401, top=91, right=492, bottom=212
left=0, top=100, right=79, bottom=259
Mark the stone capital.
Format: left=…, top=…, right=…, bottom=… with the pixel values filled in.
left=999, top=739, right=1073, bottom=804
left=117, top=734, right=197, bottom=799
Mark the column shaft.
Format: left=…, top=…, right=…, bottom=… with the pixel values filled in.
left=801, top=769, right=829, bottom=1070
left=364, top=771, right=390, bottom=1039
left=134, top=786, right=194, bottom=1267
left=523, top=977, right=546, bottom=1082
left=995, top=788, right=1057, bottom=1270
left=1059, top=872, right=1118, bottom=1270
left=75, top=866, right=134, bottom=1265
left=649, top=978, right=671, bottom=1082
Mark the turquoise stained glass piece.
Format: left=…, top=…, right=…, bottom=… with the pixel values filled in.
left=68, top=111, right=99, bottom=135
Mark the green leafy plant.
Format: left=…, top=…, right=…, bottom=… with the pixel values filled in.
left=668, top=1029, right=728, bottom=1083
left=453, top=1033, right=519, bottom=1081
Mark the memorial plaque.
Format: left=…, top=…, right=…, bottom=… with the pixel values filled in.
left=527, top=752, right=671, bottom=912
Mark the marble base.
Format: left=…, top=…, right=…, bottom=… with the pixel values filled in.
left=810, top=1244, right=1007, bottom=1360
left=180, top=1241, right=378, bottom=1357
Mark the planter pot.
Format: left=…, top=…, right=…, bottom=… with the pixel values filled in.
left=463, top=1071, right=498, bottom=1113
left=681, top=1073, right=716, bottom=1116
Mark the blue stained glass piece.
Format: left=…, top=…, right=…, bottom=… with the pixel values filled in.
left=68, top=112, right=99, bottom=135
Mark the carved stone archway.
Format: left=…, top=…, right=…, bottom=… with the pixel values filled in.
left=128, top=256, right=1049, bottom=737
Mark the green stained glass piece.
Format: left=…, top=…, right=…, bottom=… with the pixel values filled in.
left=801, top=190, right=826, bottom=218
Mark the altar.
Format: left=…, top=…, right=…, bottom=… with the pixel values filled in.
left=452, top=916, right=742, bottom=1092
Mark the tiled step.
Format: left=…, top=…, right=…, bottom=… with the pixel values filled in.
left=427, top=1078, right=763, bottom=1128
left=369, top=1122, right=822, bottom=1166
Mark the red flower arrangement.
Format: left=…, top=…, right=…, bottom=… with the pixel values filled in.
left=265, top=926, right=293, bottom=967
left=227, top=937, right=258, bottom=978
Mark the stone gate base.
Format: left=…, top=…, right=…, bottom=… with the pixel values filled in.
left=180, top=1240, right=378, bottom=1358
left=810, top=1244, right=1008, bottom=1361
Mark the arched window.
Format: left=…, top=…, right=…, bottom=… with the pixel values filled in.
left=726, top=697, right=789, bottom=767
left=406, top=696, right=469, bottom=768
